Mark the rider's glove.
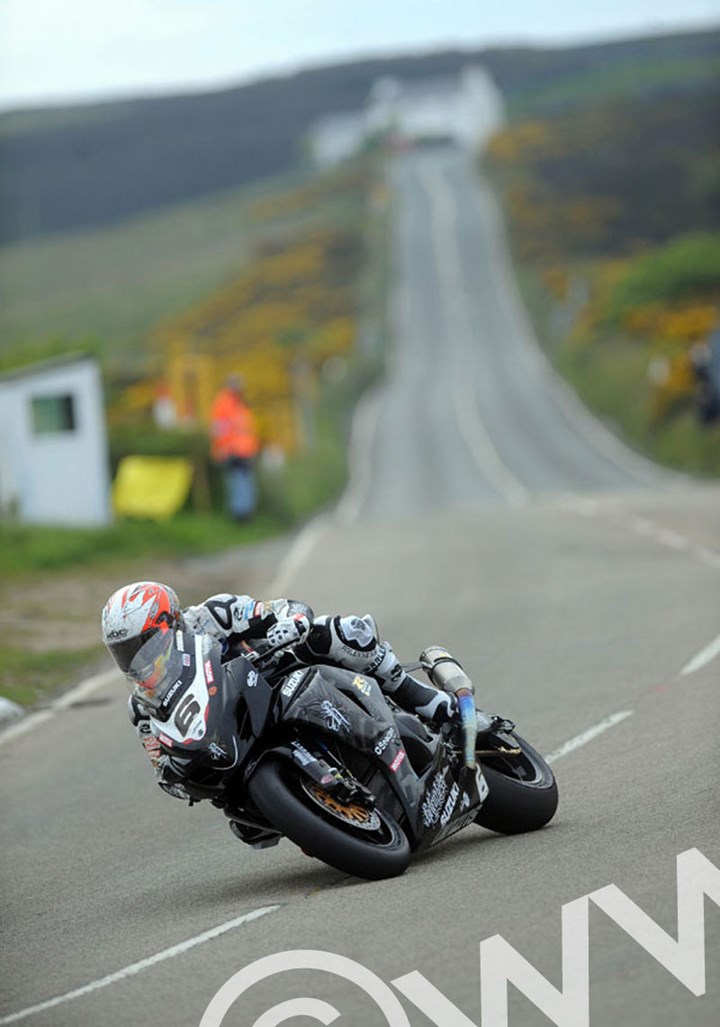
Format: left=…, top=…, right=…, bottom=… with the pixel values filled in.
left=136, top=718, right=163, bottom=768
left=158, top=779, right=192, bottom=802
left=266, top=613, right=310, bottom=649
left=156, top=755, right=192, bottom=801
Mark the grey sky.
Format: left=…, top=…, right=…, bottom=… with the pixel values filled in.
left=1, top=0, right=718, bottom=110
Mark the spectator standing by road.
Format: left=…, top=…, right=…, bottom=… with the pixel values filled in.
left=690, top=321, right=720, bottom=426
left=210, top=375, right=260, bottom=521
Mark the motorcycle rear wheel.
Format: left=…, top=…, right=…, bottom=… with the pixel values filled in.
left=248, top=757, right=411, bottom=880
left=476, top=733, right=558, bottom=834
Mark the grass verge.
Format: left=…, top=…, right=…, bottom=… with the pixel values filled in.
left=0, top=645, right=106, bottom=708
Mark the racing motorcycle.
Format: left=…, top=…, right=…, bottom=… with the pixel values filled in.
left=142, top=629, right=558, bottom=880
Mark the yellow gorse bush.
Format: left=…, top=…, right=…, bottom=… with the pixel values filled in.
left=114, top=206, right=367, bottom=451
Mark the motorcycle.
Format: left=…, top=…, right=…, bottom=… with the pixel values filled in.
left=144, top=629, right=558, bottom=880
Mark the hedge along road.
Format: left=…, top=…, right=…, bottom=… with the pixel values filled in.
left=1, top=146, right=719, bottom=1027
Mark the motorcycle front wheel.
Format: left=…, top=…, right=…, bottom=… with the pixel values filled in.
left=248, top=757, right=411, bottom=880
left=476, top=733, right=558, bottom=834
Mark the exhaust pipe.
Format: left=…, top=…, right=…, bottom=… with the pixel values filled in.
left=420, top=646, right=477, bottom=769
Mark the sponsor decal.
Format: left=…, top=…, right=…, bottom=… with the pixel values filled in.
left=374, top=727, right=396, bottom=756
left=208, top=686, right=218, bottom=697
left=352, top=675, right=372, bottom=697
left=320, top=700, right=351, bottom=733
left=421, top=773, right=448, bottom=827
left=440, top=782, right=460, bottom=827
left=291, top=742, right=317, bottom=767
left=364, top=645, right=388, bottom=675
left=204, top=659, right=214, bottom=684
left=182, top=653, right=192, bottom=666
left=246, top=669, right=258, bottom=688
left=461, top=792, right=471, bottom=811
left=158, top=733, right=173, bottom=748
left=389, top=749, right=406, bottom=773
left=106, top=627, right=128, bottom=640
left=440, top=810, right=477, bottom=838
left=281, top=670, right=305, bottom=699
left=142, top=735, right=162, bottom=759
left=206, top=742, right=227, bottom=761
left=160, top=678, right=185, bottom=710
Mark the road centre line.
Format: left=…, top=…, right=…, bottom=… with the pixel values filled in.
left=544, top=710, right=634, bottom=765
left=0, top=906, right=282, bottom=1026
left=564, top=498, right=720, bottom=575
left=681, top=633, right=720, bottom=677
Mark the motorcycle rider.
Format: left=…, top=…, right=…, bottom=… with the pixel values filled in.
left=101, top=581, right=455, bottom=801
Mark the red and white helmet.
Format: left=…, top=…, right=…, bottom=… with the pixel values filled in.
left=101, top=581, right=183, bottom=679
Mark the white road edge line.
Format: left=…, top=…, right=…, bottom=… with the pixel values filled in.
left=0, top=906, right=281, bottom=1026
left=335, top=384, right=384, bottom=526
left=545, top=710, right=634, bottom=765
left=0, top=669, right=120, bottom=748
left=680, top=633, right=720, bottom=677
left=266, top=515, right=330, bottom=598
left=562, top=499, right=720, bottom=576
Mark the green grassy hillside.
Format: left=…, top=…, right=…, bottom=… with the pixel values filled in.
left=1, top=27, right=717, bottom=244
left=0, top=165, right=358, bottom=367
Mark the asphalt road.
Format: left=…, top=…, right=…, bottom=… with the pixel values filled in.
left=2, top=147, right=719, bottom=1027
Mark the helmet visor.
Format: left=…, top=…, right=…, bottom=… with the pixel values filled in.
left=127, top=628, right=184, bottom=708
left=109, top=628, right=156, bottom=674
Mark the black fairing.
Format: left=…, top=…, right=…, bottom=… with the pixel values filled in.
left=273, top=665, right=484, bottom=850
left=161, top=650, right=277, bottom=798
left=156, top=648, right=486, bottom=850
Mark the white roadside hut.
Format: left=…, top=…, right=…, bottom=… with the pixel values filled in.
left=0, top=354, right=111, bottom=525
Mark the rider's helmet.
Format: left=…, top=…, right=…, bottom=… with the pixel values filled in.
left=101, top=582, right=184, bottom=697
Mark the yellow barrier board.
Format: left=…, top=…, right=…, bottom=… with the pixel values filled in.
left=113, top=456, right=193, bottom=520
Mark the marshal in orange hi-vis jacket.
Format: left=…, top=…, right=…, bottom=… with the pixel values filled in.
left=210, top=378, right=260, bottom=464
left=210, top=377, right=260, bottom=520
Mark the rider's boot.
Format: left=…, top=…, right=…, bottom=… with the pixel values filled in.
left=371, top=646, right=455, bottom=724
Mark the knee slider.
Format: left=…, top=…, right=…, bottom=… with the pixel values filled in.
left=335, top=614, right=377, bottom=653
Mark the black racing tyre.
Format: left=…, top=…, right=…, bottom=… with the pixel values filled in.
left=248, top=758, right=411, bottom=880
left=475, top=733, right=558, bottom=835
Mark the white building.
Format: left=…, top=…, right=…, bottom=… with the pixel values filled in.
left=0, top=354, right=111, bottom=525
left=309, top=65, right=505, bottom=168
